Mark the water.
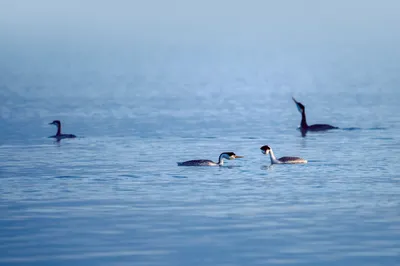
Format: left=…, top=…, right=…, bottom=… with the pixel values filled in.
left=1, top=84, right=400, bottom=265
left=1, top=8, right=400, bottom=265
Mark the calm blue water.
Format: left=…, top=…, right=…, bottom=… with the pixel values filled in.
left=1, top=26, right=400, bottom=266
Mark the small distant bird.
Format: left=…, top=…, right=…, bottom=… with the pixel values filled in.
left=49, top=120, right=76, bottom=140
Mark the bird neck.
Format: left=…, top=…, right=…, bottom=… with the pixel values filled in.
left=268, top=149, right=279, bottom=164
left=56, top=124, right=61, bottom=136
left=301, top=111, right=308, bottom=129
left=217, top=154, right=225, bottom=165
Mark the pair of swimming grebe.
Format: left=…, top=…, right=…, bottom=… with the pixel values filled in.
left=49, top=98, right=336, bottom=166
left=177, top=145, right=307, bottom=166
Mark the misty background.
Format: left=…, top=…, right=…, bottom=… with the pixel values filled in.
left=0, top=1, right=399, bottom=133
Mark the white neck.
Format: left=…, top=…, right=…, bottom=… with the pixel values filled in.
left=268, top=149, right=280, bottom=164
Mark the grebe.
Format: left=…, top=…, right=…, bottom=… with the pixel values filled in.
left=177, top=152, right=243, bottom=166
left=49, top=120, right=76, bottom=140
left=260, top=145, right=307, bottom=164
left=292, top=97, right=338, bottom=135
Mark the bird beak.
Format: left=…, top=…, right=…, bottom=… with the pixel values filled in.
left=292, top=97, right=299, bottom=104
left=292, top=97, right=302, bottom=113
left=49, top=122, right=54, bottom=125
left=234, top=155, right=244, bottom=158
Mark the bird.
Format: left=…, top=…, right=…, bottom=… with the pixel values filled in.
left=48, top=120, right=76, bottom=140
left=260, top=145, right=307, bottom=164
left=292, top=97, right=338, bottom=136
left=177, top=152, right=243, bottom=166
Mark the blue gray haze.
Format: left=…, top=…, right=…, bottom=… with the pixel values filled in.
left=1, top=1, right=400, bottom=265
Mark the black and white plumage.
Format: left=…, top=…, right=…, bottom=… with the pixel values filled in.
left=177, top=152, right=243, bottom=166
left=260, top=145, right=307, bottom=164
left=292, top=97, right=338, bottom=135
left=49, top=120, right=76, bottom=140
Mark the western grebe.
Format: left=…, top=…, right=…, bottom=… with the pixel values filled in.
left=260, top=145, right=307, bottom=164
left=177, top=152, right=243, bottom=166
left=292, top=97, right=338, bottom=135
left=49, top=120, right=76, bottom=140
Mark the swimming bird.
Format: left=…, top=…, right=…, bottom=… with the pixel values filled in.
left=292, top=97, right=338, bottom=135
left=49, top=120, right=76, bottom=140
left=260, top=145, right=307, bottom=164
left=177, top=152, right=243, bottom=166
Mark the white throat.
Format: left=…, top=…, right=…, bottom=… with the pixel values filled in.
left=268, top=149, right=280, bottom=164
